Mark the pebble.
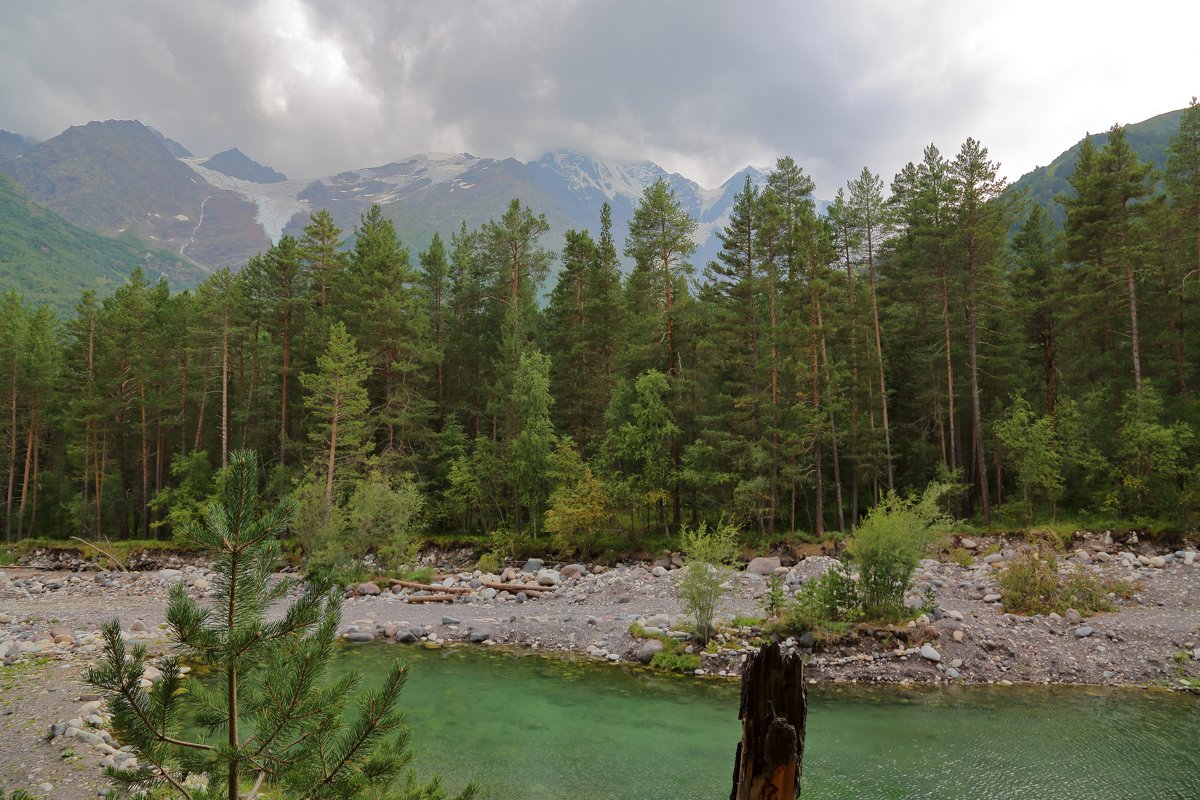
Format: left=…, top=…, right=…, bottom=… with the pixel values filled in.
left=920, top=644, right=941, bottom=662
left=651, top=566, right=668, bottom=578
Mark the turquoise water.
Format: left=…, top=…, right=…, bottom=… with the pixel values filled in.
left=320, top=645, right=1200, bottom=800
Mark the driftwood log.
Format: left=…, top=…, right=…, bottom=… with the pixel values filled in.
left=730, top=642, right=807, bottom=800
left=386, top=579, right=472, bottom=594
left=480, top=580, right=554, bottom=594
left=403, top=593, right=458, bottom=603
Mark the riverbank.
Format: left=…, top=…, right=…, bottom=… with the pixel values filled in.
left=2, top=532, right=1199, bottom=796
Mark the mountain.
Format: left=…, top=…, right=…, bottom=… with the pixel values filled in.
left=0, top=119, right=268, bottom=275
left=0, top=172, right=199, bottom=314
left=184, top=148, right=770, bottom=276
left=1, top=118, right=780, bottom=298
left=201, top=147, right=287, bottom=183
left=0, top=129, right=35, bottom=169
left=147, top=127, right=192, bottom=158
left=1007, top=107, right=1185, bottom=226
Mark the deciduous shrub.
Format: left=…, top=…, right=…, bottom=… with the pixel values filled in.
left=678, top=520, right=738, bottom=643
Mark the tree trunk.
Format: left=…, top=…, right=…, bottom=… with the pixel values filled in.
left=16, top=410, right=35, bottom=539
left=843, top=238, right=860, bottom=529
left=730, top=643, right=807, bottom=800
left=140, top=378, right=151, bottom=539
left=967, top=300, right=990, bottom=525
left=941, top=269, right=958, bottom=474
left=1124, top=262, right=1143, bottom=393
left=866, top=228, right=894, bottom=490
left=5, top=371, right=17, bottom=542
left=817, top=302, right=844, bottom=532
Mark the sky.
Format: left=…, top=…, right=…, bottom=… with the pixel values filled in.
left=1, top=0, right=1198, bottom=195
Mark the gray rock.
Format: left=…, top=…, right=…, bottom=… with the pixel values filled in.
left=358, top=582, right=382, bottom=596
left=521, top=558, right=544, bottom=574
left=746, top=556, right=782, bottom=576
left=1065, top=608, right=1082, bottom=624
left=651, top=565, right=668, bottom=577
left=396, top=631, right=418, bottom=644
left=467, top=627, right=492, bottom=643
left=983, top=593, right=1002, bottom=603
left=919, top=644, right=942, bottom=662
left=130, top=620, right=148, bottom=632
left=515, top=592, right=528, bottom=603
left=536, top=569, right=560, bottom=587
left=982, top=553, right=1004, bottom=564
left=945, top=667, right=961, bottom=679
left=1074, top=626, right=1094, bottom=638
left=635, top=639, right=664, bottom=664
left=344, top=631, right=374, bottom=643
left=560, top=563, right=587, bottom=579
left=49, top=723, right=66, bottom=737
left=441, top=616, right=461, bottom=626
left=480, top=587, right=498, bottom=601
left=960, top=537, right=978, bottom=550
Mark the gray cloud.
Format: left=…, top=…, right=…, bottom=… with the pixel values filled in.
left=1, top=0, right=1197, bottom=194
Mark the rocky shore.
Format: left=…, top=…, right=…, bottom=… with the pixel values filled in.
left=2, top=532, right=1199, bottom=797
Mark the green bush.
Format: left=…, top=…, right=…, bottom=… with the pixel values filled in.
left=844, top=482, right=952, bottom=622
left=475, top=551, right=502, bottom=575
left=678, top=520, right=738, bottom=643
left=999, top=550, right=1126, bottom=616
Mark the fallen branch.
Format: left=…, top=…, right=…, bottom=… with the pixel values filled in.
left=386, top=579, right=471, bottom=594
left=70, top=536, right=128, bottom=572
left=404, top=594, right=457, bottom=603
left=481, top=580, right=554, bottom=594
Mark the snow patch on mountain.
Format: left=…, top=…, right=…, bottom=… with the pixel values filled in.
left=182, top=158, right=309, bottom=243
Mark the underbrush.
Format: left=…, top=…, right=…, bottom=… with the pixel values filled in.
left=998, top=551, right=1137, bottom=615
left=629, top=623, right=701, bottom=673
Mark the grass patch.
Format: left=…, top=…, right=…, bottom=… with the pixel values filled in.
left=0, top=548, right=14, bottom=566
left=629, top=623, right=700, bottom=673
left=998, top=551, right=1136, bottom=615
left=946, top=547, right=974, bottom=568
left=728, top=615, right=764, bottom=629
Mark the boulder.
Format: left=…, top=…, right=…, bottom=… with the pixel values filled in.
left=560, top=564, right=587, bottom=579
left=746, top=556, right=781, bottom=576
left=521, top=558, right=544, bottom=574
left=536, top=569, right=560, bottom=587
left=635, top=639, right=664, bottom=664
left=358, top=582, right=382, bottom=596
left=919, top=644, right=942, bottom=662
left=344, top=631, right=374, bottom=643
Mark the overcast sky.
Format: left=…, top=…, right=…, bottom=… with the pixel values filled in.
left=1, top=1, right=1197, bottom=194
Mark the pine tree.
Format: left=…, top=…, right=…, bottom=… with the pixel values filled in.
left=86, top=450, right=474, bottom=800
left=300, top=323, right=372, bottom=521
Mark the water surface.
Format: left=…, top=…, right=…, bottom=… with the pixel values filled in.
left=327, top=645, right=1199, bottom=800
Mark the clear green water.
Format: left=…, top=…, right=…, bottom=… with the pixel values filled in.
left=252, top=645, right=1200, bottom=799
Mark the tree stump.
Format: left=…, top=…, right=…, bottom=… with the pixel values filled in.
left=730, top=642, right=807, bottom=800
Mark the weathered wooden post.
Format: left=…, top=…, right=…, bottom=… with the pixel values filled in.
left=730, top=642, right=807, bottom=799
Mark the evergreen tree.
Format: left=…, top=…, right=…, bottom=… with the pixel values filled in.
left=300, top=323, right=372, bottom=520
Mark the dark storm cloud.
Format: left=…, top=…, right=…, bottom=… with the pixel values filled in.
left=1, top=1, right=1196, bottom=192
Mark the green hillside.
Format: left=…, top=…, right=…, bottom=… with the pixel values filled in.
left=0, top=173, right=199, bottom=314
left=1007, top=107, right=1185, bottom=225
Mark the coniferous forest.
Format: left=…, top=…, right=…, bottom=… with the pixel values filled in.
left=3, top=103, right=1200, bottom=562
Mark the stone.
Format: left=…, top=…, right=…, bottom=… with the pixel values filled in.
left=1065, top=608, right=1082, bottom=624
left=536, top=569, right=560, bottom=587
left=1150, top=556, right=1166, bottom=569
left=130, top=620, right=148, bottom=632
left=1184, top=551, right=1196, bottom=566
left=344, top=631, right=374, bottom=643
left=952, top=630, right=964, bottom=642
left=480, top=587, right=498, bottom=601
left=982, top=553, right=1004, bottom=564
left=192, top=577, right=211, bottom=592
left=467, top=627, right=492, bottom=643
left=983, top=593, right=1002, bottom=603
left=396, top=631, right=418, bottom=644
left=635, top=638, right=664, bottom=663
left=1074, top=626, right=1094, bottom=638
left=441, top=616, right=461, bottom=626
left=560, top=564, right=587, bottom=579
left=358, top=582, right=382, bottom=596
left=0, top=613, right=11, bottom=624
left=960, top=537, right=978, bottom=550
left=920, top=644, right=942, bottom=662
left=651, top=566, right=668, bottom=578
left=382, top=623, right=399, bottom=639
left=521, top=558, right=544, bottom=574
left=946, top=667, right=961, bottom=679
left=1095, top=551, right=1111, bottom=562
left=515, top=592, right=528, bottom=603
left=746, top=556, right=781, bottom=576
